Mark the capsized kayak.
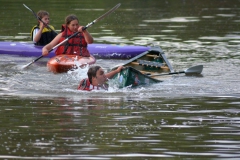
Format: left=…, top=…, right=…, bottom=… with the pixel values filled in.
left=110, top=46, right=173, bottom=88
left=111, top=46, right=203, bottom=88
left=112, top=66, right=162, bottom=88
left=0, top=41, right=151, bottom=59
left=47, top=55, right=96, bottom=74
left=111, top=46, right=174, bottom=77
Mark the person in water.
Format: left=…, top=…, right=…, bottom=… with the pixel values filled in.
left=42, top=14, right=93, bottom=57
left=31, top=10, right=57, bottom=46
left=78, top=65, right=124, bottom=91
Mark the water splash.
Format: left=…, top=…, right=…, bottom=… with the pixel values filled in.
left=60, top=62, right=90, bottom=84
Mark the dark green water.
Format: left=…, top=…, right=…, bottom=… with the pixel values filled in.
left=1, top=95, right=240, bottom=159
left=0, top=0, right=240, bottom=159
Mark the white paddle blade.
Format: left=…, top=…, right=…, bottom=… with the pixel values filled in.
left=185, top=65, right=203, bottom=74
left=21, top=63, right=32, bottom=69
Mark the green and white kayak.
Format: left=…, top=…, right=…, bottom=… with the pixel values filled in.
left=112, top=66, right=162, bottom=88
left=111, top=46, right=203, bottom=88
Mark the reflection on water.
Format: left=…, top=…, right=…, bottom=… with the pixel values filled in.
left=0, top=96, right=240, bottom=159
left=0, top=0, right=240, bottom=158
left=143, top=17, right=200, bottom=23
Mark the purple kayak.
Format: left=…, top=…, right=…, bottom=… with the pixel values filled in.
left=0, top=41, right=151, bottom=59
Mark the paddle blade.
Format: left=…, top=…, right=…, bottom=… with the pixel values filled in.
left=185, top=65, right=203, bottom=75
left=84, top=3, right=121, bottom=29
left=21, top=55, right=43, bottom=69
left=23, top=4, right=32, bottom=11
left=23, top=4, right=37, bottom=18
left=94, top=3, right=121, bottom=23
left=150, top=65, right=203, bottom=77
left=21, top=62, right=33, bottom=69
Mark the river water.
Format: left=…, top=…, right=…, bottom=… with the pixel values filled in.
left=0, top=0, right=240, bottom=159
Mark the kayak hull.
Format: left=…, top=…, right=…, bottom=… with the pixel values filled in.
left=47, top=55, right=96, bottom=73
left=112, top=66, right=162, bottom=88
left=110, top=46, right=174, bottom=88
left=112, top=46, right=174, bottom=77
left=0, top=42, right=150, bottom=59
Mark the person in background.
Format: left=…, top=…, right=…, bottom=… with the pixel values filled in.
left=31, top=10, right=57, bottom=46
left=78, top=65, right=124, bottom=91
left=42, top=14, right=93, bottom=57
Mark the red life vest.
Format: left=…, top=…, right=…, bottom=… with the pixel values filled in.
left=77, top=78, right=108, bottom=91
left=55, top=25, right=90, bottom=57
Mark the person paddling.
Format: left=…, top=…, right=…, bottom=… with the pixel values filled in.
left=78, top=65, right=124, bottom=91
left=31, top=10, right=57, bottom=46
left=42, top=14, right=93, bottom=57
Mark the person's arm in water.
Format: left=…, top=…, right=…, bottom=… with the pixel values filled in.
left=106, top=66, right=124, bottom=79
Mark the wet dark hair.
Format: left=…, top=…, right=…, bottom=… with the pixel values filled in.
left=87, top=66, right=101, bottom=84
left=65, top=14, right=79, bottom=26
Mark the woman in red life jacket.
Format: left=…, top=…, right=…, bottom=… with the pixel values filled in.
left=78, top=65, right=124, bottom=91
left=42, top=14, right=93, bottom=57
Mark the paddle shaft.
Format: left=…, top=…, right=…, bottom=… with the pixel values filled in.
left=49, top=2, right=121, bottom=51
left=151, top=71, right=185, bottom=77
left=151, top=65, right=203, bottom=77
left=23, top=4, right=57, bottom=34
left=22, top=29, right=87, bottom=69
left=22, top=3, right=121, bottom=69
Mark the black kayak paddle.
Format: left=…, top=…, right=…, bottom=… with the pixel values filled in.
left=150, top=65, right=203, bottom=77
left=23, top=4, right=58, bottom=34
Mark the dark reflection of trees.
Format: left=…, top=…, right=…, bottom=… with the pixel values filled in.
left=1, top=96, right=240, bottom=158
left=0, top=96, right=158, bottom=156
left=1, top=0, right=239, bottom=43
